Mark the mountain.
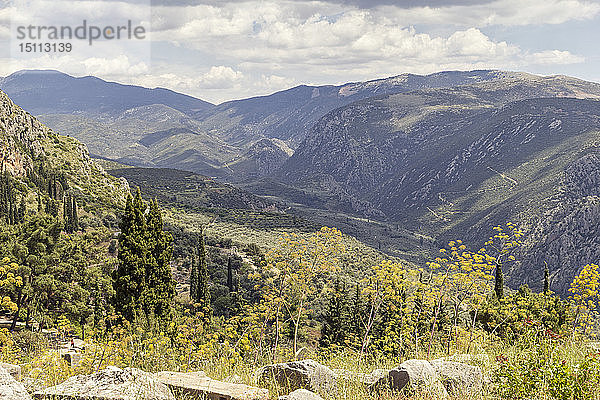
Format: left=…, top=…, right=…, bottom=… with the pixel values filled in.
left=0, top=70, right=214, bottom=116
left=274, top=74, right=600, bottom=294
left=1, top=69, right=523, bottom=180
left=0, top=88, right=129, bottom=210
left=194, top=70, right=518, bottom=147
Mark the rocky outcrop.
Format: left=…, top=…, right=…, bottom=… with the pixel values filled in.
left=257, top=359, right=337, bottom=394
left=0, top=365, right=31, bottom=400
left=1, top=89, right=129, bottom=208
left=156, top=371, right=269, bottom=400
left=392, top=360, right=447, bottom=397
left=0, top=90, right=49, bottom=176
left=242, top=138, right=293, bottom=176
left=33, top=366, right=174, bottom=400
left=430, top=359, right=483, bottom=395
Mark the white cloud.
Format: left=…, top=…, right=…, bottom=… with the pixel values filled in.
left=82, top=55, right=149, bottom=76
left=133, top=65, right=243, bottom=92
left=378, top=0, right=600, bottom=27
left=528, top=49, right=585, bottom=65
left=0, top=0, right=594, bottom=103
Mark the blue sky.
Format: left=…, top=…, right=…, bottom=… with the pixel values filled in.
left=1, top=0, right=599, bottom=103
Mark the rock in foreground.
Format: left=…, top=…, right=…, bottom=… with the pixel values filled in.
left=430, top=359, right=483, bottom=395
left=0, top=365, right=31, bottom=400
left=0, top=363, right=21, bottom=381
left=157, top=371, right=269, bottom=400
left=280, top=388, right=324, bottom=400
left=33, top=366, right=174, bottom=400
left=257, top=359, right=336, bottom=394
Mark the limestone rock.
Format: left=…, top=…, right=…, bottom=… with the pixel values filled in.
left=33, top=366, right=174, bottom=400
left=60, top=351, right=82, bottom=368
left=257, top=359, right=337, bottom=393
left=0, top=362, right=21, bottom=381
left=398, top=359, right=447, bottom=397
left=280, top=388, right=324, bottom=400
left=430, top=359, right=483, bottom=395
left=0, top=365, right=31, bottom=400
left=157, top=371, right=269, bottom=400
left=370, top=360, right=447, bottom=397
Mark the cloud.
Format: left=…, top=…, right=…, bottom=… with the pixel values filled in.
left=0, top=0, right=595, bottom=103
left=378, top=0, right=600, bottom=27
left=0, top=54, right=148, bottom=78
left=133, top=65, right=243, bottom=92
left=528, top=50, right=585, bottom=65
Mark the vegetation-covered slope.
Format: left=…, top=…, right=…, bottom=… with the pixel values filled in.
left=2, top=69, right=530, bottom=180
left=276, top=76, right=600, bottom=294
left=0, top=88, right=128, bottom=210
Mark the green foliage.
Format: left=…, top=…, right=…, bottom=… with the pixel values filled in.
left=63, top=194, right=79, bottom=233
left=494, top=327, right=600, bottom=400
left=189, top=229, right=210, bottom=310
left=568, top=263, right=600, bottom=334
left=0, top=172, right=25, bottom=225
left=478, top=285, right=567, bottom=338
left=319, top=278, right=351, bottom=348
left=112, top=189, right=175, bottom=322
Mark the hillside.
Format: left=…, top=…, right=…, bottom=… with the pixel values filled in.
left=275, top=75, right=600, bottom=294
left=194, top=70, right=514, bottom=147
left=2, top=69, right=527, bottom=180
left=0, top=88, right=128, bottom=210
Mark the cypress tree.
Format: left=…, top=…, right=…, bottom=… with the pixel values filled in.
left=320, top=279, right=349, bottom=347
left=112, top=191, right=175, bottom=321
left=18, top=197, right=25, bottom=222
left=189, top=251, right=198, bottom=301
left=64, top=195, right=72, bottom=233
left=494, top=263, right=504, bottom=299
left=113, top=189, right=150, bottom=321
left=543, top=262, right=550, bottom=295
left=8, top=202, right=14, bottom=225
left=226, top=256, right=234, bottom=292
left=145, top=199, right=176, bottom=320
left=192, top=228, right=210, bottom=310
left=352, top=283, right=363, bottom=343
left=71, top=196, right=78, bottom=231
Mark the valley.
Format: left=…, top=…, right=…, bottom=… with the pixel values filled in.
left=4, top=69, right=600, bottom=294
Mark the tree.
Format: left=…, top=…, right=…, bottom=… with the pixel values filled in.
left=484, top=223, right=523, bottom=299
left=7, top=213, right=62, bottom=331
left=190, top=228, right=209, bottom=311
left=71, top=196, right=78, bottom=231
left=320, top=279, right=349, bottom=348
left=544, top=262, right=550, bottom=295
left=227, top=256, right=234, bottom=293
left=0, top=257, right=22, bottom=314
left=145, top=199, right=176, bottom=320
left=494, top=263, right=505, bottom=299
left=112, top=189, right=175, bottom=322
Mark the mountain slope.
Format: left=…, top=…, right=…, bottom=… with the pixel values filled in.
left=0, top=70, right=214, bottom=116
left=195, top=70, right=520, bottom=147
left=0, top=88, right=129, bottom=209
left=275, top=75, right=600, bottom=294
left=2, top=69, right=529, bottom=180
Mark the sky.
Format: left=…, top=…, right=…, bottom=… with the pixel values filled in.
left=1, top=0, right=599, bottom=104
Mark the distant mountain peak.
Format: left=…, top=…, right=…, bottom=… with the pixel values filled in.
left=0, top=69, right=214, bottom=116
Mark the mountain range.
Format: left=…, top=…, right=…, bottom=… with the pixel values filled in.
left=3, top=68, right=600, bottom=294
